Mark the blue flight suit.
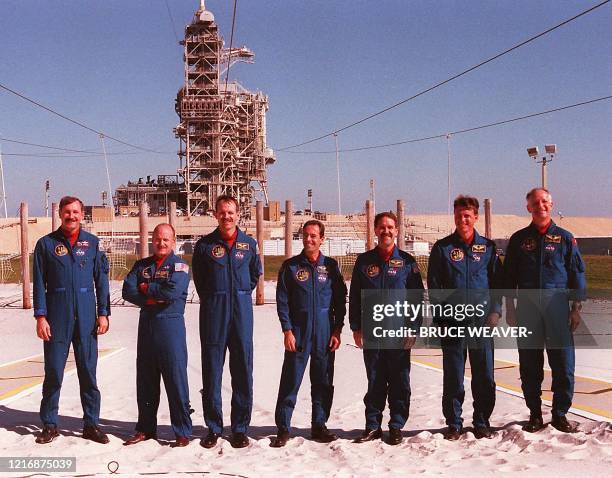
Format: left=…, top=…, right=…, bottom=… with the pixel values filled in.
left=122, top=252, right=193, bottom=438
left=274, top=252, right=347, bottom=431
left=349, top=247, right=424, bottom=431
left=504, top=221, right=586, bottom=419
left=427, top=230, right=502, bottom=430
left=192, top=228, right=262, bottom=435
left=33, top=229, right=110, bottom=428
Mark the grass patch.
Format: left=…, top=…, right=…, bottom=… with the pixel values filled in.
left=2, top=254, right=610, bottom=294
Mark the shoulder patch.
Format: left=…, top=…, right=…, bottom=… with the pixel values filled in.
left=521, top=237, right=537, bottom=251
left=211, top=244, right=226, bottom=258
left=175, top=262, right=189, bottom=273
left=296, top=267, right=310, bottom=282
left=450, top=248, right=464, bottom=262
left=54, top=244, right=68, bottom=257
left=366, top=264, right=380, bottom=278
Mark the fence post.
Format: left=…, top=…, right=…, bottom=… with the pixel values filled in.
left=20, top=202, right=32, bottom=309
left=284, top=200, right=293, bottom=259
left=397, top=199, right=405, bottom=250
left=366, top=200, right=375, bottom=250
left=51, top=202, right=59, bottom=231
left=169, top=201, right=177, bottom=231
left=256, top=200, right=265, bottom=305
left=139, top=201, right=149, bottom=259
left=484, top=198, right=492, bottom=239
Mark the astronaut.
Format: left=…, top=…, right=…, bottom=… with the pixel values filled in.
left=193, top=195, right=262, bottom=449
left=122, top=223, right=192, bottom=447
left=504, top=188, right=586, bottom=433
left=349, top=211, right=424, bottom=446
left=33, top=196, right=110, bottom=444
left=427, top=195, right=502, bottom=440
left=270, top=220, right=347, bottom=447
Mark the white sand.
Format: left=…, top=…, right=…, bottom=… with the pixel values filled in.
left=0, top=282, right=610, bottom=477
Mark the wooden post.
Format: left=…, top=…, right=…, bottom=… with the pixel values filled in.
left=484, top=198, right=492, bottom=239
left=366, top=200, right=375, bottom=250
left=284, top=200, right=293, bottom=259
left=256, top=201, right=265, bottom=305
left=20, top=202, right=32, bottom=309
left=169, top=201, right=177, bottom=231
left=397, top=199, right=405, bottom=250
left=51, top=202, right=59, bottom=231
left=139, top=200, right=149, bottom=259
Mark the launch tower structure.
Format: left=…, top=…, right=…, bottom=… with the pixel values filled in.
left=175, top=1, right=275, bottom=217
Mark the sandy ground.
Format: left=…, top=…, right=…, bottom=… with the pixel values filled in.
left=0, top=282, right=610, bottom=477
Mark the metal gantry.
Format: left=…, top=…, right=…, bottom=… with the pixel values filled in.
left=175, top=1, right=275, bottom=217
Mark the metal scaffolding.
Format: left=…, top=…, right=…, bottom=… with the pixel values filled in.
left=175, top=0, right=275, bottom=217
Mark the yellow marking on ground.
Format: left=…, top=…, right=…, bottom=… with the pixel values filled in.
left=411, top=356, right=612, bottom=419
left=0, top=348, right=121, bottom=403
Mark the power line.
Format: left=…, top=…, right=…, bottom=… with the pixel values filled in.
left=0, top=137, right=100, bottom=154
left=0, top=137, right=165, bottom=156
left=277, top=0, right=611, bottom=151
left=163, top=0, right=180, bottom=44
left=0, top=83, right=168, bottom=154
left=224, top=0, right=239, bottom=93
left=1, top=152, right=146, bottom=158
left=280, top=95, right=612, bottom=155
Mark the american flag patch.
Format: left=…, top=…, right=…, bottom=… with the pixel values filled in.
left=175, top=262, right=189, bottom=273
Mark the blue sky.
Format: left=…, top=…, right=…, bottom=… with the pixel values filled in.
left=1, top=0, right=610, bottom=217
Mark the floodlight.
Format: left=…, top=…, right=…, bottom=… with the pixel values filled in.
left=527, top=146, right=539, bottom=158
left=545, top=144, right=557, bottom=154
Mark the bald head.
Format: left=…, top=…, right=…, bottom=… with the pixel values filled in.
left=152, top=223, right=176, bottom=258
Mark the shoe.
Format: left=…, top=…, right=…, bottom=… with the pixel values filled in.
left=354, top=428, right=383, bottom=443
left=123, top=431, right=156, bottom=446
left=35, top=426, right=59, bottom=444
left=173, top=436, right=190, bottom=447
left=82, top=425, right=109, bottom=444
left=473, top=426, right=493, bottom=439
left=443, top=426, right=462, bottom=441
left=387, top=428, right=402, bottom=445
left=311, top=425, right=338, bottom=443
left=230, top=432, right=249, bottom=448
left=270, top=429, right=290, bottom=448
left=200, top=431, right=221, bottom=449
left=522, top=415, right=545, bottom=433
left=551, top=416, right=578, bottom=433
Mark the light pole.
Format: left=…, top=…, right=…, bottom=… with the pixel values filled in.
left=333, top=132, right=341, bottom=215
left=527, top=144, right=556, bottom=189
left=446, top=133, right=452, bottom=231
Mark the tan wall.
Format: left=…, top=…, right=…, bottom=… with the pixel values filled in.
left=2, top=214, right=612, bottom=254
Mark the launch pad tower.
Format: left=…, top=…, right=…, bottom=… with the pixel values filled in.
left=175, top=1, right=275, bottom=216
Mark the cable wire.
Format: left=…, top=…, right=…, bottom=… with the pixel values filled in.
left=277, top=0, right=611, bottom=151
left=163, top=0, right=180, bottom=43
left=280, top=95, right=612, bottom=155
left=224, top=0, right=239, bottom=94
left=0, top=83, right=168, bottom=154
